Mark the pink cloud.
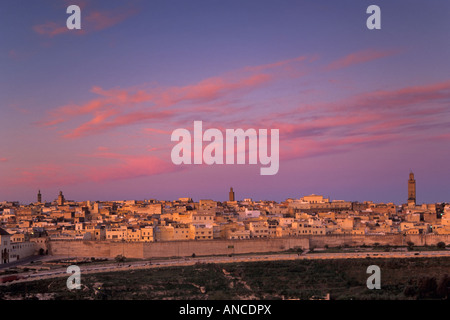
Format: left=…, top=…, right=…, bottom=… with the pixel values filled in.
left=254, top=80, right=450, bottom=162
left=11, top=164, right=83, bottom=187
left=432, top=133, right=450, bottom=141
left=87, top=154, right=180, bottom=182
left=342, top=80, right=450, bottom=112
left=244, top=55, right=311, bottom=73
left=8, top=152, right=179, bottom=187
left=33, top=21, right=69, bottom=37
left=143, top=128, right=173, bottom=135
left=325, top=49, right=399, bottom=71
left=0, top=158, right=8, bottom=162
left=33, top=6, right=137, bottom=37
left=85, top=8, right=138, bottom=32
left=40, top=54, right=318, bottom=138
left=40, top=67, right=277, bottom=138
left=63, top=109, right=175, bottom=139
left=280, top=132, right=403, bottom=162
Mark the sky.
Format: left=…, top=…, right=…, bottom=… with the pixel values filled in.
left=1, top=0, right=449, bottom=204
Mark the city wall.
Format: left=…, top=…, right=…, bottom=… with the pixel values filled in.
left=47, top=234, right=450, bottom=259
left=308, top=234, right=450, bottom=248
left=48, top=238, right=310, bottom=259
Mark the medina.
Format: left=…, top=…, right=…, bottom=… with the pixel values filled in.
left=170, top=121, right=279, bottom=175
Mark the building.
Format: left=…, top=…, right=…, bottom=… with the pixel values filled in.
left=154, top=224, right=195, bottom=241
left=194, top=225, right=214, bottom=240
left=37, top=190, right=42, bottom=204
left=408, top=172, right=416, bottom=206
left=288, top=195, right=352, bottom=212
left=238, top=209, right=261, bottom=220
left=57, top=191, right=65, bottom=206
left=0, top=228, right=11, bottom=264
left=140, top=226, right=154, bottom=242
left=0, top=228, right=35, bottom=264
left=246, top=221, right=269, bottom=238
left=229, top=187, right=235, bottom=202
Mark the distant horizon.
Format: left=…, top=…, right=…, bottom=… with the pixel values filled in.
left=3, top=184, right=448, bottom=206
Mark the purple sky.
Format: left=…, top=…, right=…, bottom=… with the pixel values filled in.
left=1, top=0, right=449, bottom=204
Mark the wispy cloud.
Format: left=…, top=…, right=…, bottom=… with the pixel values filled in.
left=33, top=21, right=70, bottom=37
left=33, top=5, right=138, bottom=37
left=8, top=152, right=180, bottom=187
left=85, top=153, right=181, bottom=182
left=324, top=49, right=400, bottom=71
left=39, top=62, right=285, bottom=138
left=38, top=49, right=450, bottom=169
left=259, top=80, right=450, bottom=161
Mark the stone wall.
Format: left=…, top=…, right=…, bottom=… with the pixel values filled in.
left=309, top=234, right=450, bottom=248
left=49, top=240, right=144, bottom=259
left=47, top=234, right=450, bottom=259
left=143, top=238, right=309, bottom=258
left=48, top=238, right=309, bottom=259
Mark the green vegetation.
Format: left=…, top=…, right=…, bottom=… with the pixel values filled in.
left=0, top=257, right=449, bottom=300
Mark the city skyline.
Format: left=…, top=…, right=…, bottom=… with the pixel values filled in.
left=1, top=0, right=450, bottom=204
left=3, top=170, right=444, bottom=206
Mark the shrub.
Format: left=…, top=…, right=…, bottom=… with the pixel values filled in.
left=407, top=241, right=415, bottom=251
left=115, top=255, right=126, bottom=263
left=437, top=242, right=446, bottom=249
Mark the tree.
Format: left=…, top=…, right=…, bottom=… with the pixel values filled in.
left=115, top=255, right=126, bottom=263
left=407, top=241, right=414, bottom=251
left=437, top=242, right=446, bottom=250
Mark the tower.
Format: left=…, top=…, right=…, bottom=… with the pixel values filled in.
left=408, top=171, right=416, bottom=206
left=57, top=191, right=65, bottom=206
left=229, top=187, right=235, bottom=202
left=37, top=190, right=42, bottom=203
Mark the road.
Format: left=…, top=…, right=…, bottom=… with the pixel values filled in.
left=1, top=250, right=450, bottom=286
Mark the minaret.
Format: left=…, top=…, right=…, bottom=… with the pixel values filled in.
left=57, top=191, right=65, bottom=206
left=229, top=187, right=235, bottom=202
left=37, top=190, right=42, bottom=203
left=408, top=172, right=416, bottom=206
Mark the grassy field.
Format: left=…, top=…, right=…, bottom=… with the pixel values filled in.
left=0, top=257, right=449, bottom=300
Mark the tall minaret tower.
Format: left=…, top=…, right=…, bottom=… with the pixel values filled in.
left=229, top=187, right=235, bottom=202
left=57, top=191, right=65, bottom=206
left=37, top=190, right=42, bottom=203
left=408, top=171, right=416, bottom=206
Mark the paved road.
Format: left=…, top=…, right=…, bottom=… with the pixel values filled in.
left=1, top=250, right=450, bottom=286
left=0, top=255, right=67, bottom=270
